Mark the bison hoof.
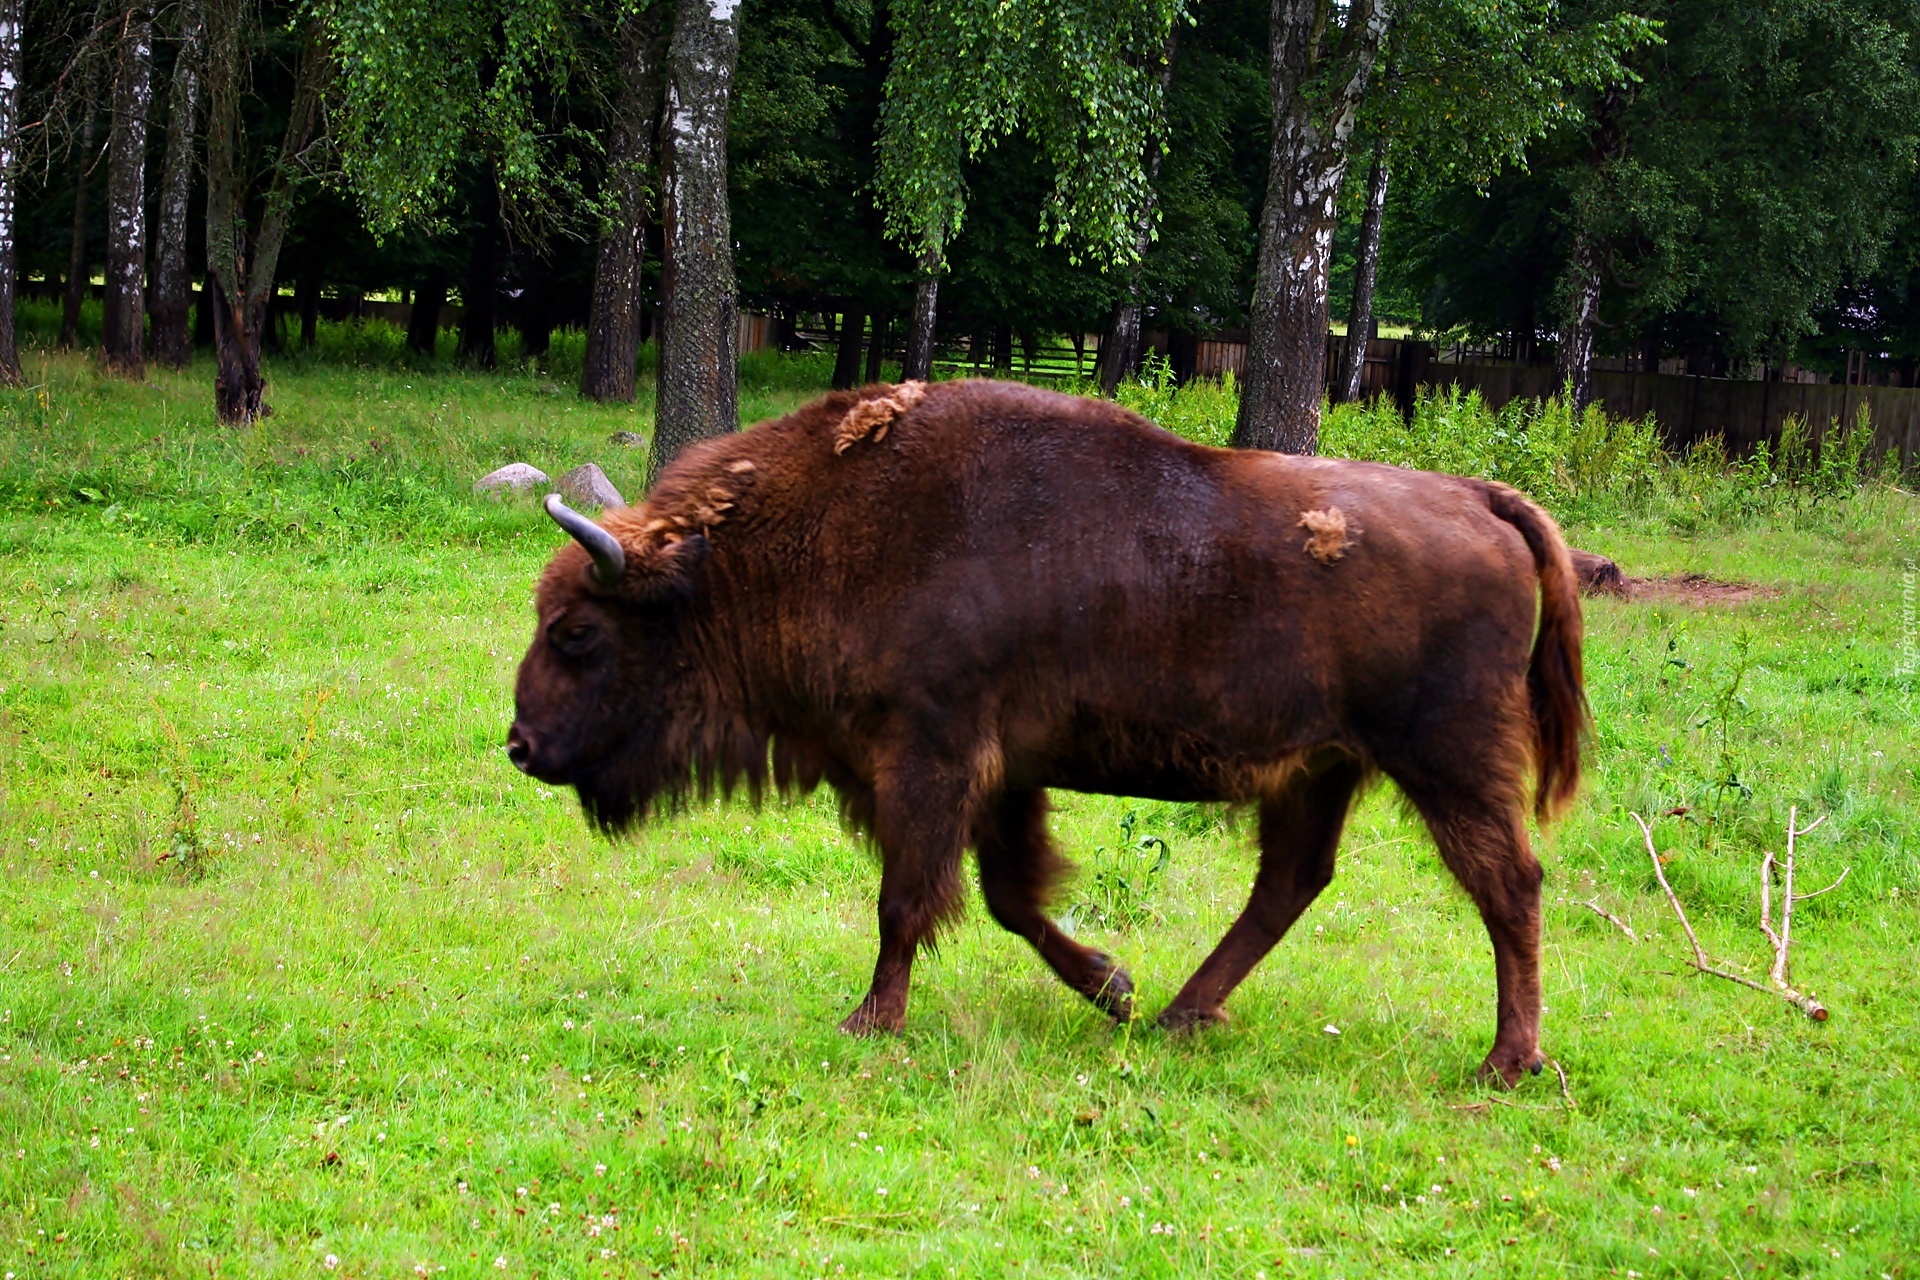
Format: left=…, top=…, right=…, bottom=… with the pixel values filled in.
left=1088, top=957, right=1135, bottom=1023
left=838, top=1003, right=904, bottom=1037
left=1477, top=1048, right=1545, bottom=1088
left=1155, top=1004, right=1230, bottom=1034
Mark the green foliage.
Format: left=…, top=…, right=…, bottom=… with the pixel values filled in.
left=1109, top=355, right=1238, bottom=447
left=1061, top=810, right=1174, bottom=934
left=878, top=0, right=1185, bottom=266
left=1379, top=0, right=1658, bottom=186
left=1107, top=372, right=1895, bottom=529
left=1399, top=0, right=1920, bottom=366
left=323, top=0, right=590, bottom=236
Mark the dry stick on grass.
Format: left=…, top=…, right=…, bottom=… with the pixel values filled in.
left=1630, top=810, right=1836, bottom=1022
left=1548, top=1058, right=1577, bottom=1111
left=1581, top=897, right=1638, bottom=941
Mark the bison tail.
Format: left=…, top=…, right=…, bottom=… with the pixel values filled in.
left=1486, top=484, right=1590, bottom=822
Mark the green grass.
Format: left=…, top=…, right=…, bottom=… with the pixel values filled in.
left=3, top=347, right=1918, bottom=1278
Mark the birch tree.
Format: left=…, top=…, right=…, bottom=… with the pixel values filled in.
left=0, top=0, right=20, bottom=384
left=151, top=0, right=203, bottom=368
left=648, top=0, right=740, bottom=483
left=1230, top=0, right=1392, bottom=455
left=1237, top=0, right=1649, bottom=446
left=1334, top=136, right=1389, bottom=404
left=101, top=0, right=153, bottom=375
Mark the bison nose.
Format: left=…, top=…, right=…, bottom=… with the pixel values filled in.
left=505, top=724, right=534, bottom=773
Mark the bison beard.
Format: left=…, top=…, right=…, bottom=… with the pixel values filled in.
left=509, top=379, right=1589, bottom=1086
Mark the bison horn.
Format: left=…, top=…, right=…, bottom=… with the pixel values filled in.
left=544, top=494, right=626, bottom=586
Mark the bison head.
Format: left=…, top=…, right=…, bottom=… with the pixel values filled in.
left=506, top=495, right=711, bottom=831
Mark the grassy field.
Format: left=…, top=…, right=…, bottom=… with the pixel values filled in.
left=2, top=344, right=1917, bottom=1279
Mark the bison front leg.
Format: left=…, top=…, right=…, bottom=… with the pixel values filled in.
left=838, top=755, right=971, bottom=1036
left=976, top=788, right=1135, bottom=1023
left=1157, top=759, right=1363, bottom=1031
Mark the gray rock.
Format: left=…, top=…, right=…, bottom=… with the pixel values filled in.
left=608, top=430, right=646, bottom=447
left=556, top=463, right=625, bottom=510
left=474, top=462, right=550, bottom=495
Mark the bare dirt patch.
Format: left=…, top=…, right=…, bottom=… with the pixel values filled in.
left=1627, top=574, right=1780, bottom=606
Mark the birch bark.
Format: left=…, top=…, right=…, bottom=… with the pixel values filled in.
left=901, top=248, right=939, bottom=381
left=1233, top=0, right=1391, bottom=455
left=152, top=0, right=203, bottom=368
left=650, top=0, right=740, bottom=487
left=1336, top=138, right=1389, bottom=404
left=0, top=0, right=21, bottom=383
left=103, top=0, right=154, bottom=376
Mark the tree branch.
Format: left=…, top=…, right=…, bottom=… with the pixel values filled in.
left=1632, top=810, right=1833, bottom=1022
left=819, top=0, right=867, bottom=58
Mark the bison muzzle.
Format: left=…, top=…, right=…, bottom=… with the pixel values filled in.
left=509, top=379, right=1588, bottom=1085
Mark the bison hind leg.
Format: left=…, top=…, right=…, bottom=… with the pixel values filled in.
left=1389, top=753, right=1546, bottom=1087
left=1155, top=754, right=1366, bottom=1032
left=975, top=788, right=1136, bottom=1023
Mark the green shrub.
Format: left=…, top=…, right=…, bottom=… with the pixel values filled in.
left=1110, top=371, right=1887, bottom=526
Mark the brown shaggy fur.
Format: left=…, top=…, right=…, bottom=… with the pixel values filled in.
left=832, top=380, right=929, bottom=453
left=1298, top=506, right=1354, bottom=564
left=509, top=379, right=1590, bottom=1085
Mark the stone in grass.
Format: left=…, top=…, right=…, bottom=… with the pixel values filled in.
left=474, top=462, right=549, bottom=495
left=556, top=463, right=625, bottom=510
left=608, top=430, right=646, bottom=447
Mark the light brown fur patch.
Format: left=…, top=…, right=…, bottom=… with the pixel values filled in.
left=1299, top=506, right=1354, bottom=565
left=832, top=382, right=930, bottom=454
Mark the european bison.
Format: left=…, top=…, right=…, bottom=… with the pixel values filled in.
left=508, top=379, right=1587, bottom=1084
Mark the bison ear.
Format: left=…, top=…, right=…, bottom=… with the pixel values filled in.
left=628, top=533, right=709, bottom=604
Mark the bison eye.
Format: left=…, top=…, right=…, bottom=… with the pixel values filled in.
left=550, top=619, right=600, bottom=655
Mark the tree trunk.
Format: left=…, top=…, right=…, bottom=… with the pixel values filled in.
left=1557, top=89, right=1624, bottom=416
left=1555, top=230, right=1601, bottom=413
left=1098, top=303, right=1143, bottom=396
left=102, top=0, right=154, bottom=377
left=204, top=4, right=328, bottom=423
left=514, top=254, right=551, bottom=361
left=991, top=321, right=1012, bottom=374
left=1233, top=0, right=1391, bottom=455
left=459, top=168, right=498, bottom=368
left=0, top=0, right=21, bottom=384
left=408, top=270, right=446, bottom=354
left=151, top=0, right=203, bottom=369
left=650, top=0, right=741, bottom=487
left=1099, top=32, right=1178, bottom=398
left=901, top=249, right=939, bottom=380
left=864, top=312, right=888, bottom=382
left=295, top=269, right=319, bottom=348
left=1336, top=138, right=1390, bottom=405
left=62, top=111, right=99, bottom=349
left=581, top=4, right=666, bottom=402
left=832, top=308, right=864, bottom=388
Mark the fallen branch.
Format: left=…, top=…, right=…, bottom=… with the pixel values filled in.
left=1756, top=806, right=1835, bottom=1021
left=1549, top=1058, right=1576, bottom=1111
left=1580, top=897, right=1638, bottom=942
left=1630, top=810, right=1839, bottom=1022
